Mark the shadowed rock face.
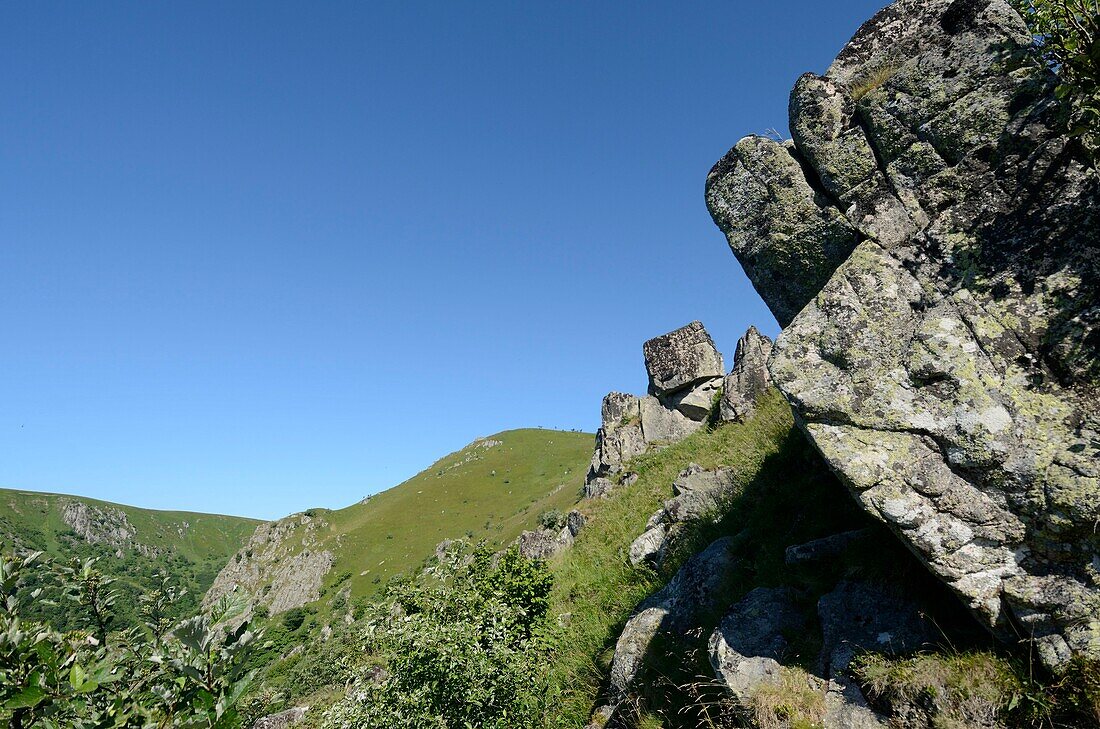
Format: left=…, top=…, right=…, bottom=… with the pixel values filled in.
left=707, top=0, right=1100, bottom=669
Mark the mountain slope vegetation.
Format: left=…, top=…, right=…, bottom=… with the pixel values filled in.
left=206, top=428, right=595, bottom=628
left=0, top=487, right=260, bottom=630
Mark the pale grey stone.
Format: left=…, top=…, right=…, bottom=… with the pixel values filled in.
left=706, top=0, right=1100, bottom=668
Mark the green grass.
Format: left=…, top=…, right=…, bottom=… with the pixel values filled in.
left=540, top=390, right=801, bottom=726
left=855, top=651, right=1100, bottom=729
left=536, top=389, right=952, bottom=727
left=247, top=428, right=595, bottom=618
left=854, top=651, right=1019, bottom=728
left=0, top=487, right=260, bottom=630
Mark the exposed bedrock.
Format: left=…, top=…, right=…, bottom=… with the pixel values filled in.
left=706, top=0, right=1100, bottom=669
left=585, top=322, right=746, bottom=500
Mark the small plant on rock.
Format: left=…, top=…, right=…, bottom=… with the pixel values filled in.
left=1012, top=0, right=1100, bottom=158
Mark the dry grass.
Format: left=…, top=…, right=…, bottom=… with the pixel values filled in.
left=748, top=666, right=826, bottom=729
left=849, top=64, right=898, bottom=101
left=854, top=651, right=1019, bottom=728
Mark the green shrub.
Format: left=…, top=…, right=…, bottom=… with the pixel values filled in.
left=0, top=546, right=257, bottom=728
left=1012, top=0, right=1100, bottom=158
left=321, top=541, right=553, bottom=728
left=537, top=508, right=567, bottom=531
left=281, top=606, right=312, bottom=632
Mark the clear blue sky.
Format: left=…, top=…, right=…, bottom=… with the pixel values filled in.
left=2, top=1, right=886, bottom=520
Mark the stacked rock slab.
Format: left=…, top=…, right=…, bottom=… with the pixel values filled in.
left=584, top=322, right=725, bottom=498
left=628, top=464, right=737, bottom=568
left=707, top=0, right=1100, bottom=668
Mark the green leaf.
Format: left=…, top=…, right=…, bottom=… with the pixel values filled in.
left=4, top=684, right=47, bottom=709
left=69, top=662, right=86, bottom=690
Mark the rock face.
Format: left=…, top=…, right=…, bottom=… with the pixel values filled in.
left=204, top=514, right=334, bottom=623
left=707, top=0, right=1100, bottom=669
left=719, top=327, right=774, bottom=424
left=584, top=322, right=729, bottom=499
left=59, top=500, right=159, bottom=558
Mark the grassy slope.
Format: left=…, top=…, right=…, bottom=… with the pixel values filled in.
left=0, top=487, right=260, bottom=630
left=539, top=389, right=944, bottom=727
left=314, top=428, right=595, bottom=603
left=233, top=427, right=594, bottom=643
left=241, top=428, right=596, bottom=708
left=0, top=488, right=260, bottom=560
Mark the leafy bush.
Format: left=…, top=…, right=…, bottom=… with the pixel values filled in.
left=1012, top=0, right=1100, bottom=157
left=0, top=545, right=257, bottom=728
left=321, top=541, right=553, bottom=729
left=537, top=508, right=567, bottom=531
left=281, top=607, right=307, bottom=632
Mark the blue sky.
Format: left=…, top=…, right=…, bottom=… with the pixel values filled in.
left=1, top=1, right=886, bottom=520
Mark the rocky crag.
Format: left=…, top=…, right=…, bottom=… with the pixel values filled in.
left=707, top=0, right=1099, bottom=670
left=579, top=321, right=958, bottom=728
left=59, top=499, right=160, bottom=558
left=517, top=322, right=773, bottom=563
left=204, top=512, right=334, bottom=624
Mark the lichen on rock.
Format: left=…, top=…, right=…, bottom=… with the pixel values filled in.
left=706, top=0, right=1100, bottom=670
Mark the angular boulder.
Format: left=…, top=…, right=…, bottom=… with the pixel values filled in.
left=643, top=321, right=724, bottom=396
left=709, top=587, right=810, bottom=704
left=610, top=537, right=738, bottom=703
left=707, top=0, right=1100, bottom=669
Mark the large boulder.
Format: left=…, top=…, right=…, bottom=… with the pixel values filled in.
left=709, top=581, right=933, bottom=729
left=709, top=587, right=809, bottom=704
left=707, top=0, right=1100, bottom=669
left=643, top=321, right=724, bottom=397
left=609, top=537, right=738, bottom=703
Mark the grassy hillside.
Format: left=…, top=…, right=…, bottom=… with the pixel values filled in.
left=237, top=405, right=816, bottom=724
left=227, top=428, right=594, bottom=710
left=0, top=487, right=260, bottom=631
left=321, top=428, right=594, bottom=599
left=222, top=429, right=594, bottom=628
left=541, top=390, right=880, bottom=725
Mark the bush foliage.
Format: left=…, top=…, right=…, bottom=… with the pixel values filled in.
left=0, top=546, right=257, bottom=728
left=1013, top=0, right=1100, bottom=157
left=321, top=541, right=554, bottom=729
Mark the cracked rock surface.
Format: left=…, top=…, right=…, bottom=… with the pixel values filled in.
left=707, top=0, right=1100, bottom=669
